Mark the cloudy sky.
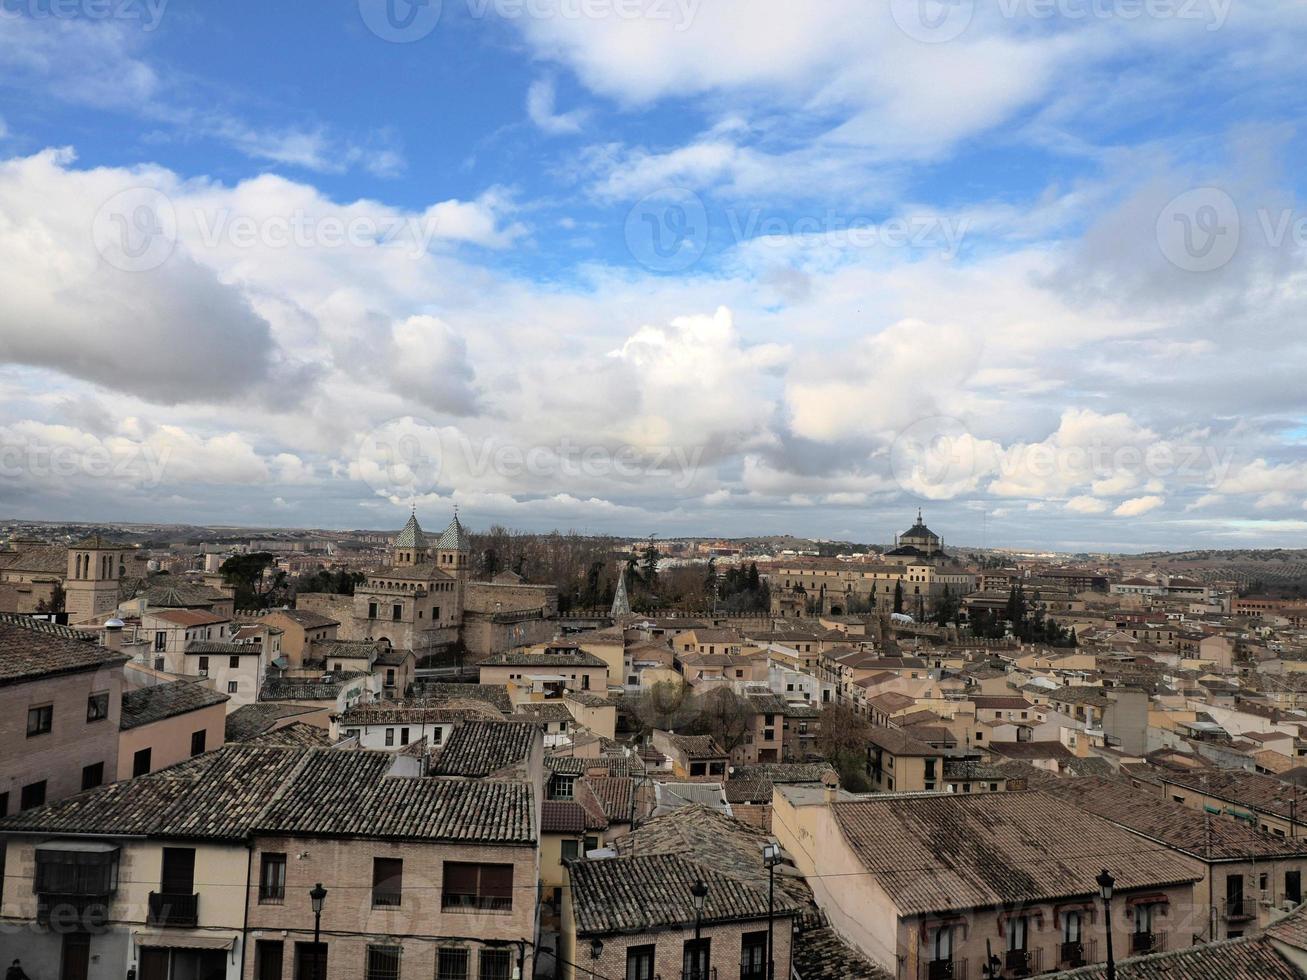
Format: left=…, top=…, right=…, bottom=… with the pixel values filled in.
left=1, top=0, right=1306, bottom=550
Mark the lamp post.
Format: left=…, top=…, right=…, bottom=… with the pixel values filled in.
left=309, top=882, right=327, bottom=980
left=1097, top=869, right=1116, bottom=980
left=762, top=843, right=781, bottom=980
left=690, top=878, right=709, bottom=980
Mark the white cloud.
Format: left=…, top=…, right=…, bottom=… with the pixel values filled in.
left=1114, top=495, right=1165, bottom=517
left=1066, top=495, right=1109, bottom=514
left=527, top=78, right=589, bottom=135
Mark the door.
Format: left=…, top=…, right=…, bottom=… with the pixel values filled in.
left=60, top=932, right=90, bottom=980
left=1227, top=873, right=1245, bottom=916
left=161, top=847, right=196, bottom=893
left=294, top=941, right=327, bottom=980
left=139, top=948, right=169, bottom=980
left=1288, top=870, right=1302, bottom=905
left=256, top=941, right=285, bottom=980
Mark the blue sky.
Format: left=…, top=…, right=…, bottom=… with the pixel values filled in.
left=2, top=0, right=1307, bottom=550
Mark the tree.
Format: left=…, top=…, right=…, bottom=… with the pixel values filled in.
left=36, top=582, right=65, bottom=614
left=482, top=546, right=501, bottom=578
left=893, top=580, right=904, bottom=614
left=688, top=687, right=753, bottom=755
left=630, top=680, right=699, bottom=737
left=641, top=538, right=660, bottom=590
left=816, top=703, right=874, bottom=792
left=220, top=552, right=287, bottom=611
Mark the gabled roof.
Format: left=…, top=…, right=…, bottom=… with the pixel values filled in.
left=569, top=852, right=794, bottom=936
left=0, top=745, right=305, bottom=840
left=0, top=614, right=128, bottom=687
left=225, top=702, right=319, bottom=741
left=429, top=720, right=538, bottom=777
left=832, top=792, right=1202, bottom=916
left=1047, top=935, right=1297, bottom=979
left=255, top=749, right=535, bottom=844
left=120, top=679, right=229, bottom=729
left=481, top=649, right=607, bottom=668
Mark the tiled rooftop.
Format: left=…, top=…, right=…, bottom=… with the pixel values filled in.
left=832, top=791, right=1203, bottom=916
left=225, top=702, right=318, bottom=741
left=1046, top=935, right=1297, bottom=978
left=120, top=679, right=230, bottom=729
left=0, top=614, right=128, bottom=687
left=429, top=720, right=539, bottom=777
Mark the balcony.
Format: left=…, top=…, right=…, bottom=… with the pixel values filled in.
left=36, top=893, right=110, bottom=929
left=1004, top=949, right=1040, bottom=978
left=1222, top=897, right=1255, bottom=922
left=148, top=891, right=199, bottom=927
left=1131, top=932, right=1165, bottom=955
left=1059, top=940, right=1096, bottom=968
left=921, top=958, right=967, bottom=980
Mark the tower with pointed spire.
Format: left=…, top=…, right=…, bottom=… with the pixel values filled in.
left=610, top=564, right=631, bottom=619
left=391, top=506, right=428, bottom=567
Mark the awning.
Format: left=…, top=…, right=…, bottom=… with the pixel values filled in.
left=133, top=932, right=235, bottom=951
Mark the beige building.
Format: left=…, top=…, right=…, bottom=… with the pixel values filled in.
left=0, top=614, right=128, bottom=813
left=117, top=678, right=230, bottom=780
left=773, top=787, right=1203, bottom=979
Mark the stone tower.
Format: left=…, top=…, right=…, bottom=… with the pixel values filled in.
left=392, top=509, right=428, bottom=567
left=65, top=535, right=130, bottom=625
left=435, top=512, right=471, bottom=622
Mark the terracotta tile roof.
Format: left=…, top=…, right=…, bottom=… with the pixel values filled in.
left=663, top=733, right=726, bottom=759
left=481, top=650, right=607, bottom=668
left=545, top=755, right=642, bottom=778
left=336, top=698, right=503, bottom=725
left=265, top=608, right=339, bottom=629
left=312, top=639, right=382, bottom=661
left=259, top=672, right=367, bottom=701
left=225, top=702, right=319, bottom=741
left=866, top=725, right=939, bottom=758
left=791, top=926, right=892, bottom=980
left=832, top=792, right=1203, bottom=916
left=429, top=720, right=539, bottom=777
left=542, top=800, right=588, bottom=833
left=186, top=640, right=260, bottom=655
left=1265, top=900, right=1307, bottom=947
left=120, top=679, right=229, bottom=729
left=569, top=852, right=795, bottom=936
left=256, top=748, right=536, bottom=844
left=1161, top=768, right=1307, bottom=822
left=1047, top=935, right=1297, bottom=978
left=513, top=701, right=574, bottom=724
left=0, top=614, right=128, bottom=687
left=244, top=721, right=331, bottom=747
left=585, top=776, right=635, bottom=823
left=0, top=545, right=67, bottom=575
left=988, top=740, right=1075, bottom=761
left=0, top=745, right=305, bottom=840
left=1036, top=777, right=1307, bottom=861
left=413, top=682, right=513, bottom=714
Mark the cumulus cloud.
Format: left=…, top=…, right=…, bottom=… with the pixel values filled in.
left=1114, top=495, right=1165, bottom=518
left=527, top=78, right=589, bottom=135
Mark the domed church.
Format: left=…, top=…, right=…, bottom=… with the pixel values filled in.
left=884, top=510, right=945, bottom=561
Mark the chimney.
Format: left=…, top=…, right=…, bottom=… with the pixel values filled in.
left=103, top=618, right=125, bottom=651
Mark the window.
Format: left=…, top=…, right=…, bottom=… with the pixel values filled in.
left=81, top=762, right=104, bottom=791
left=255, top=940, right=284, bottom=980
left=26, top=704, right=52, bottom=737
left=372, top=857, right=403, bottom=907
left=932, top=925, right=954, bottom=963
left=227, top=680, right=239, bottom=694
left=741, top=931, right=767, bottom=980
left=155, top=631, right=167, bottom=651
left=478, top=949, right=511, bottom=980
left=1007, top=915, right=1028, bottom=951
left=683, top=938, right=710, bottom=980
left=365, top=945, right=401, bottom=980
left=385, top=728, right=395, bottom=747
left=20, top=780, right=46, bottom=811
left=560, top=840, right=579, bottom=863
left=259, top=853, right=287, bottom=904
left=437, top=949, right=469, bottom=980
left=86, top=691, right=110, bottom=722
left=392, top=604, right=403, bottom=621
left=190, top=730, right=207, bottom=756
left=1063, top=910, right=1082, bottom=944
left=230, top=655, right=241, bottom=668
left=34, top=845, right=118, bottom=896
left=133, top=747, right=152, bottom=777
left=0, top=793, right=7, bottom=817
left=441, top=862, right=512, bottom=911
left=198, top=656, right=210, bottom=675
left=626, top=945, right=655, bottom=980
left=368, top=602, right=378, bottom=619
left=551, top=775, right=576, bottom=800
left=1288, top=870, right=1302, bottom=905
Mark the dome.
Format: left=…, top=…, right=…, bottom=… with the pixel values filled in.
left=104, top=617, right=125, bottom=629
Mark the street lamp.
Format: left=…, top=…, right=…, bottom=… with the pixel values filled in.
left=690, top=879, right=709, bottom=980
left=1096, top=869, right=1116, bottom=980
left=309, top=882, right=327, bottom=980
left=590, top=939, right=604, bottom=960
left=763, top=843, right=782, bottom=980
